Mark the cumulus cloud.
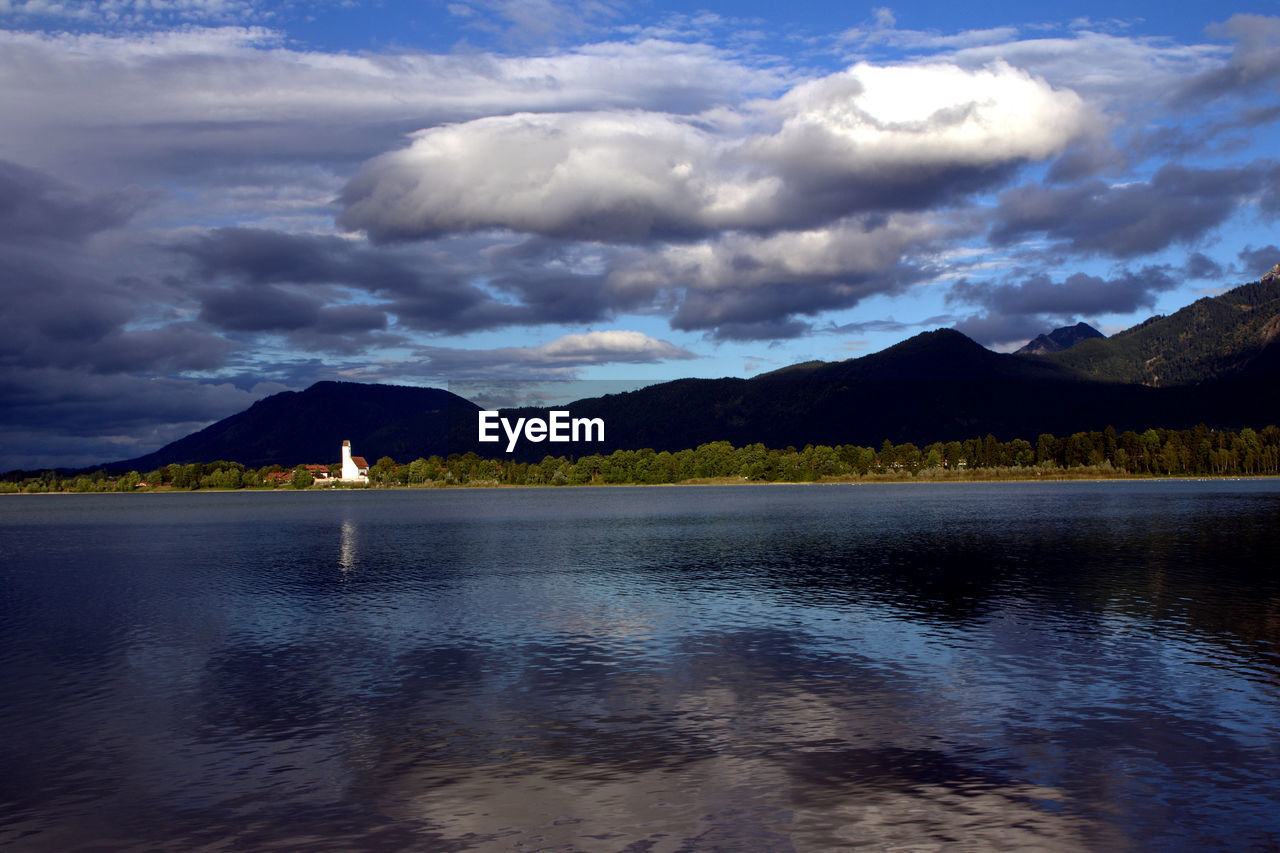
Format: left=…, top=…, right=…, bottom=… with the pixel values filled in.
left=174, top=214, right=967, bottom=342
left=605, top=213, right=961, bottom=338
left=338, top=61, right=1091, bottom=242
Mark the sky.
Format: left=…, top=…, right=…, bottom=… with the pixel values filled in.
left=1, top=0, right=1279, bottom=470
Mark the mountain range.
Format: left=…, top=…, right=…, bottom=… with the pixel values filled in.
left=100, top=274, right=1280, bottom=471
left=1035, top=275, right=1280, bottom=386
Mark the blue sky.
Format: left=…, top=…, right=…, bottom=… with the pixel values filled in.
left=1, top=0, right=1278, bottom=469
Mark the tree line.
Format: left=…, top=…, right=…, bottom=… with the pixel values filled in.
left=5, top=424, right=1278, bottom=493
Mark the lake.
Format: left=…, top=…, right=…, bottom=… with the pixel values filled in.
left=1, top=481, right=1278, bottom=850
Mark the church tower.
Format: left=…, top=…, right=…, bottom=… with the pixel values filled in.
left=340, top=440, right=367, bottom=481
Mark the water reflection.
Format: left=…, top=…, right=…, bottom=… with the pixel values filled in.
left=339, top=517, right=357, bottom=574
left=1, top=483, right=1279, bottom=850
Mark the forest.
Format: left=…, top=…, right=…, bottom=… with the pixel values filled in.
left=4, top=423, right=1278, bottom=492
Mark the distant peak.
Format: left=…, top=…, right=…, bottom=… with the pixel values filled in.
left=1016, top=322, right=1104, bottom=355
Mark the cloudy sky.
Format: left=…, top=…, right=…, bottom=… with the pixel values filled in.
left=2, top=0, right=1279, bottom=470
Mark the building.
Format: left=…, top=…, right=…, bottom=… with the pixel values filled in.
left=340, top=440, right=370, bottom=482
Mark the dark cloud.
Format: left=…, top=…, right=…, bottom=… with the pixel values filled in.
left=1237, top=244, right=1280, bottom=278
left=951, top=311, right=1050, bottom=349
left=667, top=259, right=935, bottom=341
left=178, top=227, right=425, bottom=293
left=1176, top=14, right=1280, bottom=104
left=947, top=266, right=1182, bottom=347
left=198, top=284, right=322, bottom=332
left=177, top=227, right=616, bottom=335
left=1045, top=139, right=1122, bottom=183
left=313, top=304, right=388, bottom=335
left=0, top=232, right=232, bottom=377
left=0, top=368, right=278, bottom=471
left=1183, top=252, right=1224, bottom=280
left=990, top=162, right=1279, bottom=258
left=950, top=266, right=1179, bottom=318
left=0, top=161, right=229, bottom=392
left=0, top=159, right=147, bottom=244
left=670, top=280, right=888, bottom=340
left=704, top=318, right=814, bottom=342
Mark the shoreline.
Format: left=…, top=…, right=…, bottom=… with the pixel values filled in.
left=6, top=472, right=1279, bottom=495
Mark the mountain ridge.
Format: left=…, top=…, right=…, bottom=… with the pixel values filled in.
left=94, top=276, right=1280, bottom=471
left=1037, top=277, right=1280, bottom=385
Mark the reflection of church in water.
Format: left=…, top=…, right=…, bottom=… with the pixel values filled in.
left=339, top=518, right=357, bottom=573
left=340, top=440, right=370, bottom=482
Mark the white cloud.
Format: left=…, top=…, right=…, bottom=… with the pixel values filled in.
left=535, top=329, right=695, bottom=361
left=339, top=60, right=1091, bottom=242
left=754, top=60, right=1090, bottom=172
left=403, top=330, right=699, bottom=379
left=0, top=28, right=787, bottom=178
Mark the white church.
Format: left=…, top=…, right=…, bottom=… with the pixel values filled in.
left=340, top=440, right=370, bottom=482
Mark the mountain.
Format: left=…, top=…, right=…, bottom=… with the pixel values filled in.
left=102, top=278, right=1280, bottom=470
left=1035, top=276, right=1280, bottom=386
left=1016, top=322, right=1104, bottom=355
left=113, top=382, right=480, bottom=470
left=517, top=328, right=1263, bottom=459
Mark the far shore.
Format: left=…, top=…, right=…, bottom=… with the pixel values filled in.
left=7, top=472, right=1279, bottom=495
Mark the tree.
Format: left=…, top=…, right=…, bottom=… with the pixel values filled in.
left=369, top=456, right=398, bottom=486
left=1035, top=433, right=1058, bottom=467
left=291, top=466, right=314, bottom=489
left=943, top=441, right=964, bottom=470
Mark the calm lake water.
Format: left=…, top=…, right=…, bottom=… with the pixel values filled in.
left=1, top=481, right=1278, bottom=851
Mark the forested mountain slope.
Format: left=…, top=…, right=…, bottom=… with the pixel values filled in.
left=1040, top=276, right=1280, bottom=386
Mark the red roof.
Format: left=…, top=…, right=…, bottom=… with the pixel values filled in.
left=351, top=456, right=369, bottom=468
